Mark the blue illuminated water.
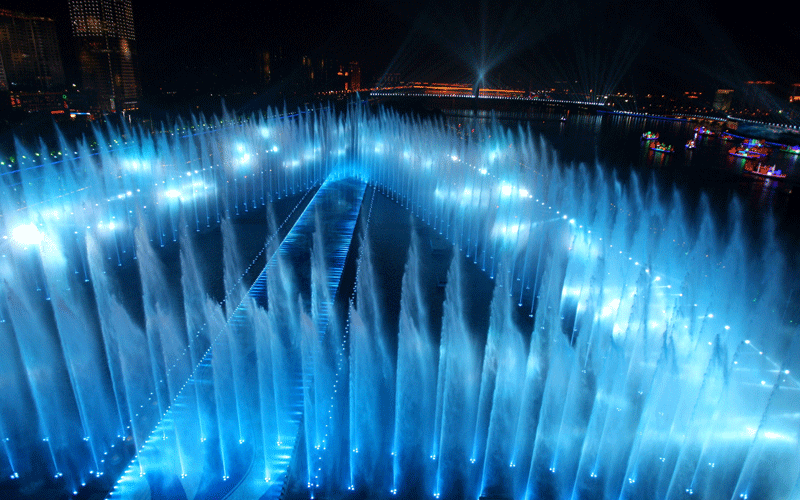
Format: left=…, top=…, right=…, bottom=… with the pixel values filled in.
left=0, top=104, right=798, bottom=500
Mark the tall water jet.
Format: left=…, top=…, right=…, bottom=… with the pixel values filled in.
left=392, top=229, right=437, bottom=495
left=433, top=251, right=481, bottom=500
left=0, top=103, right=797, bottom=500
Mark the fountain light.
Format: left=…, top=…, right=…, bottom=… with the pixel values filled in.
left=11, top=223, right=43, bottom=245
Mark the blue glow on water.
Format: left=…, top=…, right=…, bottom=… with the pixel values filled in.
left=0, top=103, right=798, bottom=500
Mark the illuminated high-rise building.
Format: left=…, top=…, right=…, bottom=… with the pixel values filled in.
left=348, top=61, right=360, bottom=91
left=0, top=9, right=65, bottom=92
left=713, top=89, right=733, bottom=112
left=69, top=0, right=140, bottom=113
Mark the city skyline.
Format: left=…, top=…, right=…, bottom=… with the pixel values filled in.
left=0, top=0, right=796, bottom=97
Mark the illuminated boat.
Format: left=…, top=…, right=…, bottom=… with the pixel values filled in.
left=650, top=141, right=674, bottom=153
left=685, top=139, right=697, bottom=149
left=694, top=126, right=716, bottom=136
left=729, top=147, right=763, bottom=159
left=780, top=145, right=800, bottom=154
left=742, top=138, right=765, bottom=148
left=720, top=133, right=735, bottom=141
left=744, top=163, right=786, bottom=179
left=641, top=131, right=658, bottom=140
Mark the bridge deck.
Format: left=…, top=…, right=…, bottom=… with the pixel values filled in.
left=108, top=176, right=366, bottom=500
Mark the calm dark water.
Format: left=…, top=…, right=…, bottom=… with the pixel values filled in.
left=443, top=109, right=800, bottom=254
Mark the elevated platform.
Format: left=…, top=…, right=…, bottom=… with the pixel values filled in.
left=108, top=177, right=367, bottom=499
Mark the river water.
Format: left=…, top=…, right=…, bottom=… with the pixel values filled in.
left=441, top=108, right=800, bottom=253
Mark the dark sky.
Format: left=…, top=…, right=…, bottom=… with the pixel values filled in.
left=3, top=0, right=798, bottom=96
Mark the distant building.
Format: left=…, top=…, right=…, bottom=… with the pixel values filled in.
left=713, top=89, right=733, bottom=112
left=790, top=84, right=800, bottom=103
left=10, top=90, right=69, bottom=114
left=348, top=61, right=360, bottom=91
left=0, top=9, right=65, bottom=92
left=69, top=0, right=140, bottom=113
left=378, top=72, right=401, bottom=88
left=261, top=51, right=271, bottom=85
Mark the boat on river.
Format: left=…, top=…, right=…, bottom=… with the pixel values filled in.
left=642, top=131, right=658, bottom=141
left=729, top=146, right=767, bottom=159
left=650, top=141, right=674, bottom=153
left=694, top=126, right=716, bottom=136
left=744, top=163, right=786, bottom=179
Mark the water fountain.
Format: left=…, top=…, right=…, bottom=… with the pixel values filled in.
left=0, top=103, right=797, bottom=500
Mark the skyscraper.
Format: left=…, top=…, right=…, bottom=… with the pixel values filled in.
left=348, top=61, right=361, bottom=91
left=713, top=89, right=733, bottom=112
left=69, top=0, right=139, bottom=113
left=0, top=9, right=65, bottom=92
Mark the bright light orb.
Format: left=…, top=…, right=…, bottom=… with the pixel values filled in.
left=12, top=224, right=43, bottom=245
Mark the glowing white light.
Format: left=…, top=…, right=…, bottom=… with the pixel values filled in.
left=601, top=298, right=621, bottom=318
left=519, top=188, right=529, bottom=197
left=260, top=127, right=271, bottom=138
left=272, top=146, right=279, bottom=152
left=12, top=224, right=43, bottom=245
left=479, top=168, right=488, bottom=175
left=501, top=184, right=513, bottom=197
left=165, top=189, right=182, bottom=199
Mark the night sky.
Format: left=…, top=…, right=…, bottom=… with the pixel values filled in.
left=2, top=0, right=798, bottom=97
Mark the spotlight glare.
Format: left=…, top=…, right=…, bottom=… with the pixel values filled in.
left=12, top=224, right=43, bottom=245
